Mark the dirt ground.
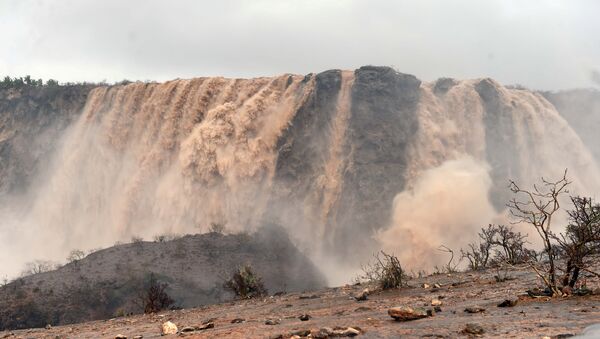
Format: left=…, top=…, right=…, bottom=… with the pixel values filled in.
left=1, top=265, right=599, bottom=339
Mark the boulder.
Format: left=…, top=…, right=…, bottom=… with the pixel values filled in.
left=388, top=306, right=431, bottom=321
left=161, top=321, right=178, bottom=335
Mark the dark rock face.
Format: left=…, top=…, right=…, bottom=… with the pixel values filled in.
left=333, top=66, right=420, bottom=259
left=433, top=77, right=457, bottom=95
left=0, top=225, right=326, bottom=330
left=0, top=85, right=94, bottom=195
left=274, top=70, right=342, bottom=191
left=475, top=79, right=521, bottom=209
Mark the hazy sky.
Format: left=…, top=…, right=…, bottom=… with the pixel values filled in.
left=1, top=0, right=599, bottom=90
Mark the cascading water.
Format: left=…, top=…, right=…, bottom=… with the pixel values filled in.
left=1, top=66, right=598, bottom=282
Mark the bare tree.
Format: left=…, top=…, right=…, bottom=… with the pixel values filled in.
left=555, top=196, right=600, bottom=287
left=66, top=249, right=86, bottom=264
left=436, top=245, right=459, bottom=273
left=20, top=260, right=57, bottom=277
left=507, top=170, right=570, bottom=295
left=356, top=251, right=406, bottom=289
left=134, top=273, right=174, bottom=313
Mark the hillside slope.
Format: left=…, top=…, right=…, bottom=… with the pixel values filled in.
left=0, top=226, right=326, bottom=330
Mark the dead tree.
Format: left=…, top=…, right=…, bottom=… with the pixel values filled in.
left=507, top=170, right=570, bottom=295
left=135, top=273, right=174, bottom=313
left=555, top=196, right=600, bottom=287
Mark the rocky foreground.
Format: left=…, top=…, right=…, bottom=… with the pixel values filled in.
left=1, top=265, right=599, bottom=338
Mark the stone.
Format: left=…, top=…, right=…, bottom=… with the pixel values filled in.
left=388, top=306, right=431, bottom=321
left=462, top=323, right=485, bottom=335
left=354, top=288, right=369, bottom=301
left=464, top=306, right=485, bottom=313
left=195, top=322, right=214, bottom=330
left=433, top=283, right=441, bottom=288
left=498, top=298, right=518, bottom=307
left=434, top=306, right=442, bottom=313
left=231, top=318, right=245, bottom=323
left=299, top=314, right=311, bottom=321
left=133, top=336, right=143, bottom=339
left=291, top=329, right=311, bottom=336
left=422, top=283, right=430, bottom=289
left=114, top=335, right=127, bottom=339
left=332, top=327, right=361, bottom=337
left=45, top=324, right=52, bottom=330
left=180, top=327, right=195, bottom=333
left=431, top=299, right=442, bottom=306
left=312, top=327, right=334, bottom=339
left=265, top=318, right=281, bottom=325
left=161, top=321, right=178, bottom=335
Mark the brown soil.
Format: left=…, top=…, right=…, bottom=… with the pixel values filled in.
left=2, top=265, right=598, bottom=338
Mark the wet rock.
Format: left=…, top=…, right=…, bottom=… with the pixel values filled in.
left=354, top=306, right=372, bottom=312
left=464, top=306, right=485, bottom=313
left=431, top=299, right=442, bottom=306
left=333, top=326, right=361, bottom=337
left=312, top=327, right=334, bottom=338
left=291, top=329, right=311, bottom=336
left=265, top=318, right=281, bottom=325
left=231, top=318, right=245, bottom=323
left=299, top=314, right=311, bottom=321
left=114, top=335, right=127, bottom=339
left=354, top=288, right=369, bottom=301
left=388, top=306, right=431, bottom=321
left=497, top=298, right=518, bottom=307
left=462, top=323, right=485, bottom=335
left=161, top=321, right=178, bottom=335
left=195, top=322, right=214, bottom=330
left=299, top=294, right=320, bottom=299
left=180, top=326, right=195, bottom=333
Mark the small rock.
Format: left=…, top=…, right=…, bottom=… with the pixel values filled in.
left=354, top=306, right=372, bottom=312
left=180, top=327, right=195, bottom=333
left=299, top=294, right=319, bottom=299
left=433, top=283, right=441, bottom=288
left=265, top=318, right=281, bottom=325
left=161, top=321, right=178, bottom=335
left=431, top=299, right=442, bottom=306
left=114, top=335, right=127, bottom=339
left=299, top=314, right=311, bottom=321
left=464, top=306, right=485, bottom=313
left=422, top=283, right=430, bottom=289
left=498, top=298, right=518, bottom=307
left=388, top=306, right=431, bottom=321
left=462, top=323, right=485, bottom=335
left=45, top=324, right=52, bottom=330
left=133, top=336, right=143, bottom=339
left=434, top=306, right=442, bottom=312
left=291, top=329, right=311, bottom=336
left=312, top=327, right=334, bottom=338
left=333, top=327, right=361, bottom=337
left=354, top=288, right=370, bottom=301
left=195, top=322, right=214, bottom=330
left=231, top=318, right=245, bottom=323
